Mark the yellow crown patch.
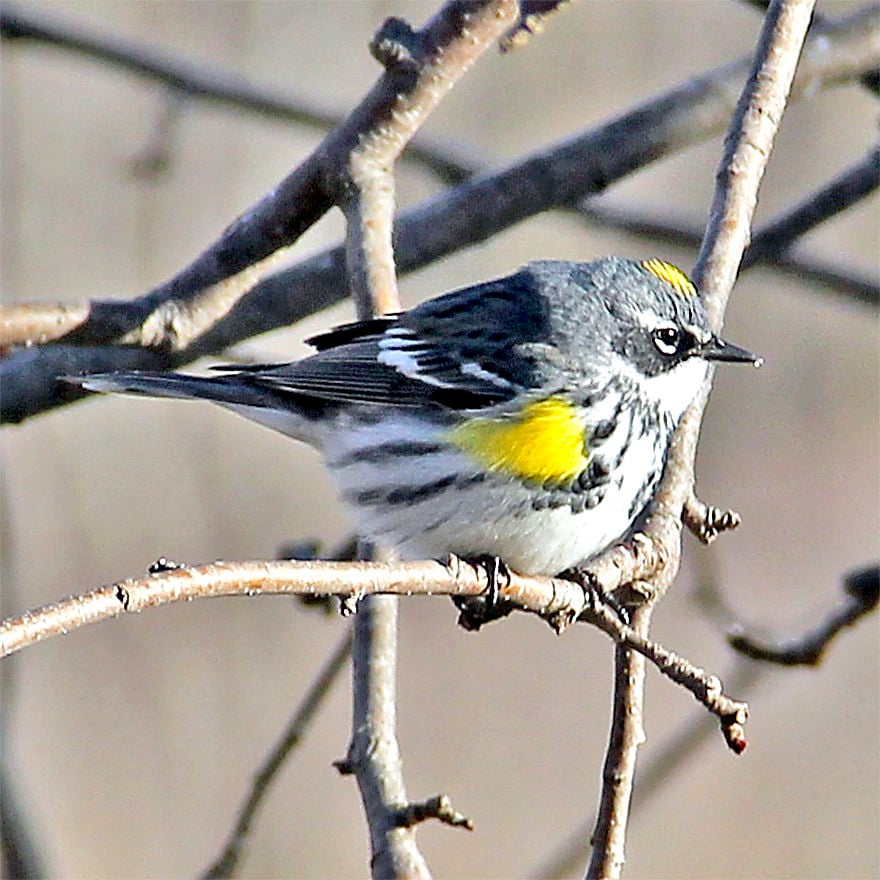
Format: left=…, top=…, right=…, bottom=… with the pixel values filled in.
left=448, top=397, right=588, bottom=486
left=641, top=259, right=697, bottom=299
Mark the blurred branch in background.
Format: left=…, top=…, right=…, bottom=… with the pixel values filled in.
left=201, top=627, right=353, bottom=880
left=578, top=144, right=880, bottom=308
left=0, top=1, right=477, bottom=186
left=727, top=564, right=880, bottom=665
left=1, top=4, right=876, bottom=423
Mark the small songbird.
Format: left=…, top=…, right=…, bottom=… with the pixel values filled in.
left=71, top=257, right=760, bottom=576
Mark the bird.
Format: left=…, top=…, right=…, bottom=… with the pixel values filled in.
left=69, top=256, right=760, bottom=576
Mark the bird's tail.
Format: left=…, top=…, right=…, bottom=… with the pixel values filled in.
left=67, top=371, right=269, bottom=407
left=64, top=371, right=319, bottom=442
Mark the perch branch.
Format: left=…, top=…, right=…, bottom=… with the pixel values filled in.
left=0, top=556, right=751, bottom=738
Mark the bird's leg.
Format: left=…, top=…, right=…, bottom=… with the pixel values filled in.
left=452, top=555, right=514, bottom=631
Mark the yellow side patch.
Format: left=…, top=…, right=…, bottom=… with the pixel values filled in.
left=448, top=396, right=589, bottom=485
left=641, top=259, right=697, bottom=299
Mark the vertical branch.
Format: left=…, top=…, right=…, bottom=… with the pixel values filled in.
left=336, top=3, right=519, bottom=878
left=348, top=594, right=431, bottom=879
left=586, top=1, right=817, bottom=877
left=586, top=605, right=650, bottom=880
left=695, top=0, right=817, bottom=318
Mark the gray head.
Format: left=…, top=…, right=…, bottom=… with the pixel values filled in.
left=521, top=257, right=760, bottom=418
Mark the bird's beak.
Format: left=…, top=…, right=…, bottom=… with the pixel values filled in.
left=700, top=336, right=762, bottom=366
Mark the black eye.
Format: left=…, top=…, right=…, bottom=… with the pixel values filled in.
left=652, top=326, right=681, bottom=356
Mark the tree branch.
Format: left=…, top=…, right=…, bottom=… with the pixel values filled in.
left=585, top=0, right=817, bottom=875
left=2, top=4, right=875, bottom=423
left=728, top=564, right=879, bottom=665
left=333, top=4, right=520, bottom=878
left=0, top=555, right=753, bottom=737
left=586, top=605, right=649, bottom=880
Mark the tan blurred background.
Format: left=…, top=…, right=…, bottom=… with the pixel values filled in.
left=1, top=1, right=878, bottom=878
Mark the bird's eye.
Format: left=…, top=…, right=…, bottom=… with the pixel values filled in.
left=652, top=326, right=681, bottom=356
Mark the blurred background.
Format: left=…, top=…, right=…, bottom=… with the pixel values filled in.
left=1, top=1, right=877, bottom=877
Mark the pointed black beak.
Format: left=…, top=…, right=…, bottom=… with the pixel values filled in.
left=700, top=336, right=762, bottom=366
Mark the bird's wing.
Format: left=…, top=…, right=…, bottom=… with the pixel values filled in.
left=243, top=273, right=551, bottom=410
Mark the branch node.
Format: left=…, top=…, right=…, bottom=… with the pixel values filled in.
left=114, top=584, right=130, bottom=611
left=147, top=556, right=185, bottom=574
left=332, top=757, right=354, bottom=776
left=500, top=0, right=570, bottom=52
left=683, top=493, right=742, bottom=544
left=370, top=17, right=423, bottom=71
left=393, top=794, right=474, bottom=831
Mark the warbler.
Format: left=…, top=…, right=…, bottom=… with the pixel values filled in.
left=72, top=257, right=759, bottom=576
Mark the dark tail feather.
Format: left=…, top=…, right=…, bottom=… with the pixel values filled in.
left=63, top=371, right=274, bottom=409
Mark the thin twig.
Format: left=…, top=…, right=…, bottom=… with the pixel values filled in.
left=2, top=5, right=875, bottom=423
left=200, top=628, right=353, bottom=880
left=728, top=564, right=879, bottom=665
left=529, top=658, right=764, bottom=880
left=586, top=605, right=650, bottom=880
left=393, top=794, right=474, bottom=832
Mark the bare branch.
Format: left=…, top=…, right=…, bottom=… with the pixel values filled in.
left=586, top=605, right=649, bottom=880
left=585, top=0, right=817, bottom=875
left=393, top=795, right=474, bottom=832
left=201, top=628, right=353, bottom=880
left=332, top=5, right=521, bottom=878
left=0, top=555, right=745, bottom=742
left=575, top=142, right=880, bottom=309
left=728, top=564, right=879, bottom=665
left=3, top=4, right=875, bottom=423
left=348, top=594, right=432, bottom=880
